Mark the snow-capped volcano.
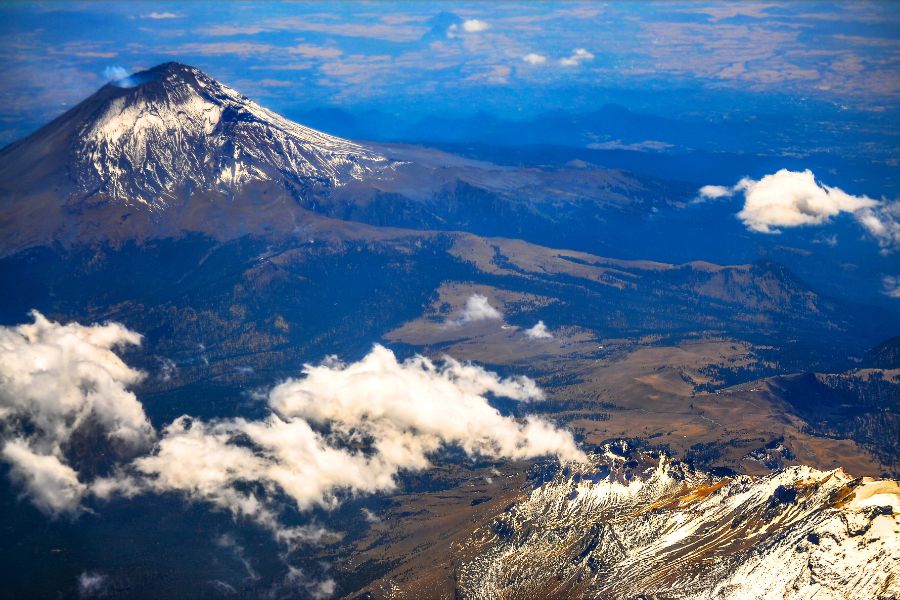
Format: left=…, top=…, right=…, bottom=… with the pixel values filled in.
left=0, top=62, right=402, bottom=252
left=1, top=62, right=387, bottom=212
left=72, top=62, right=388, bottom=208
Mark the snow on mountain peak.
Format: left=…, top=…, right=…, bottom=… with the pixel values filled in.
left=459, top=444, right=899, bottom=599
left=72, top=63, right=388, bottom=209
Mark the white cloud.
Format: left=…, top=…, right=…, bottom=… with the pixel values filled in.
left=447, top=19, right=490, bottom=38
left=268, top=345, right=552, bottom=444
left=524, top=321, right=553, bottom=340
left=136, top=346, right=579, bottom=534
left=447, top=294, right=502, bottom=326
left=1, top=314, right=581, bottom=541
left=0, top=311, right=153, bottom=515
left=698, top=184, right=732, bottom=199
left=560, top=48, right=594, bottom=67
left=883, top=275, right=900, bottom=298
left=289, top=44, right=343, bottom=59
left=462, top=19, right=490, bottom=33
left=157, top=356, right=177, bottom=382
left=135, top=345, right=578, bottom=536
left=467, top=65, right=512, bottom=85
left=856, top=201, right=900, bottom=252
left=142, top=12, right=180, bottom=20
left=2, top=440, right=86, bottom=515
left=734, top=169, right=878, bottom=233
left=522, top=53, right=547, bottom=65
left=698, top=169, right=896, bottom=250
left=308, top=578, right=337, bottom=600
left=135, top=346, right=581, bottom=543
left=216, top=534, right=259, bottom=581
left=208, top=580, right=236, bottom=595
left=814, top=233, right=838, bottom=247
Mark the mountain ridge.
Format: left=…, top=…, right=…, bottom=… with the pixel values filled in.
left=456, top=443, right=899, bottom=599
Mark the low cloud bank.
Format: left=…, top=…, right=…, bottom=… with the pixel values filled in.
left=1, top=313, right=582, bottom=539
left=137, top=346, right=580, bottom=537
left=698, top=169, right=898, bottom=251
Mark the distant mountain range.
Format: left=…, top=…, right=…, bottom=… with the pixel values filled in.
left=289, top=103, right=900, bottom=196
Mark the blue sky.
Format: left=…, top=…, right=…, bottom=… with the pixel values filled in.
left=0, top=1, right=898, bottom=145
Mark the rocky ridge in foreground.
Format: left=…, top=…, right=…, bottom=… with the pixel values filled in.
left=457, top=442, right=899, bottom=599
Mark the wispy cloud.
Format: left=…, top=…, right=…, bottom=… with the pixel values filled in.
left=361, top=507, right=381, bottom=523
left=522, top=52, right=547, bottom=65
left=670, top=3, right=778, bottom=22
left=142, top=11, right=180, bottom=20
left=883, top=275, right=900, bottom=298
left=102, top=65, right=129, bottom=81
left=559, top=48, right=594, bottom=67
left=215, top=534, right=259, bottom=581
left=467, top=64, right=512, bottom=85
left=282, top=567, right=336, bottom=600
left=289, top=44, right=343, bottom=59
left=856, top=201, right=900, bottom=253
left=74, top=50, right=118, bottom=59
left=159, top=42, right=275, bottom=57
left=587, top=140, right=673, bottom=152
left=199, top=17, right=427, bottom=43
left=77, top=572, right=110, bottom=598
